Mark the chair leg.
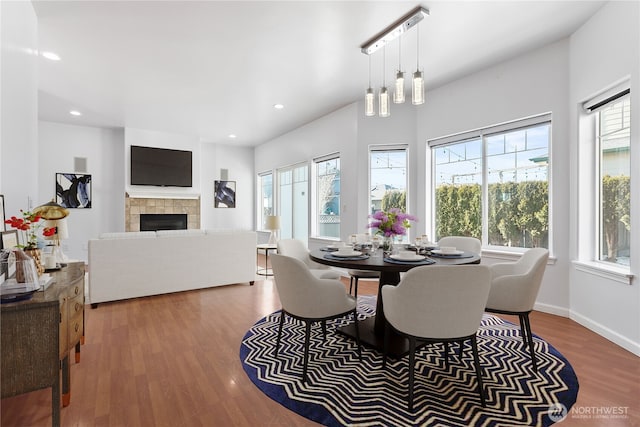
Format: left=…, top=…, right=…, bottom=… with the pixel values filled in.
left=276, top=310, right=285, bottom=355
left=470, top=335, right=486, bottom=407
left=408, top=337, right=416, bottom=411
left=322, top=320, right=327, bottom=340
left=444, top=342, right=450, bottom=369
left=522, top=313, right=538, bottom=372
left=349, top=276, right=354, bottom=295
left=353, top=310, right=362, bottom=361
left=302, top=321, right=311, bottom=383
left=353, top=277, right=359, bottom=298
left=458, top=340, right=464, bottom=358
left=382, top=321, right=390, bottom=368
left=518, top=314, right=528, bottom=345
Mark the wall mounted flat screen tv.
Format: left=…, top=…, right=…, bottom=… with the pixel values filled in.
left=130, top=145, right=193, bottom=187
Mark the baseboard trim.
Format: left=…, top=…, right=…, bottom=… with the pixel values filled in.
left=569, top=310, right=640, bottom=357
left=533, top=302, right=569, bottom=317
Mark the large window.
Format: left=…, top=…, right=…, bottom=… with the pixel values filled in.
left=257, top=172, right=273, bottom=230
left=370, top=146, right=408, bottom=214
left=278, top=163, right=309, bottom=240
left=595, top=93, right=631, bottom=265
left=314, top=154, right=340, bottom=239
left=369, top=146, right=409, bottom=241
left=431, top=115, right=550, bottom=249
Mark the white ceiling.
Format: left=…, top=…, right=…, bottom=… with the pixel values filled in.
left=32, top=1, right=605, bottom=147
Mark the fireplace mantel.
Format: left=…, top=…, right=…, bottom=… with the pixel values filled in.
left=126, top=191, right=200, bottom=200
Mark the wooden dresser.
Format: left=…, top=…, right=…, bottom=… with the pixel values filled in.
left=1, top=261, right=85, bottom=427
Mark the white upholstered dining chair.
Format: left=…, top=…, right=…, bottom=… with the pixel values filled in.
left=437, top=236, right=482, bottom=253
left=276, top=239, right=342, bottom=280
left=381, top=265, right=491, bottom=410
left=485, top=247, right=549, bottom=371
left=270, top=254, right=361, bottom=383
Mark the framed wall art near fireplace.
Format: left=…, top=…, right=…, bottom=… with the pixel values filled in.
left=56, top=173, right=92, bottom=209
left=214, top=180, right=236, bottom=208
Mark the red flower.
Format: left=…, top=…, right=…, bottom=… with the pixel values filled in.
left=4, top=210, right=49, bottom=249
left=43, top=227, right=57, bottom=237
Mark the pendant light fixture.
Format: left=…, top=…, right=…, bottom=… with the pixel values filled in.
left=394, top=36, right=405, bottom=104
left=360, top=6, right=428, bottom=117
left=379, top=46, right=390, bottom=117
left=365, top=55, right=375, bottom=116
left=412, top=23, right=425, bottom=105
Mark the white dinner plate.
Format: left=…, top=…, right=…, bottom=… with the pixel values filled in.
left=431, top=249, right=464, bottom=256
left=332, top=251, right=362, bottom=257
left=390, top=254, right=425, bottom=261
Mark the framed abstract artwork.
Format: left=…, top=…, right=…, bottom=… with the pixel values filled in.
left=214, top=180, right=236, bottom=208
left=56, top=173, right=92, bottom=208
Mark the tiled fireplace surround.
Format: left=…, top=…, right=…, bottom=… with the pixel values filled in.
left=125, top=195, right=200, bottom=232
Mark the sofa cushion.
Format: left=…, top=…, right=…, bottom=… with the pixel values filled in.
left=99, top=231, right=156, bottom=239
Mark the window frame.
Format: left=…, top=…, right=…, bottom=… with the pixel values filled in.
left=428, top=113, right=552, bottom=253
left=589, top=89, right=631, bottom=267
left=311, top=152, right=341, bottom=240
left=277, top=161, right=309, bottom=241
left=257, top=171, right=273, bottom=231
left=368, top=144, right=410, bottom=241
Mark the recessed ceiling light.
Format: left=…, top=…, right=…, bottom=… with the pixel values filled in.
left=42, top=51, right=61, bottom=61
left=228, top=134, right=237, bottom=139
left=69, top=110, right=82, bottom=116
left=273, top=104, right=284, bottom=110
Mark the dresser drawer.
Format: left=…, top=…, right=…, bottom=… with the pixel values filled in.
left=69, top=309, right=83, bottom=346
left=59, top=297, right=69, bottom=358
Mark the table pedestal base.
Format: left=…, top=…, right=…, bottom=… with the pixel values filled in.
left=337, top=316, right=412, bottom=358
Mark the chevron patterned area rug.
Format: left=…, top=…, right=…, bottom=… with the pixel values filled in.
left=240, top=296, right=579, bottom=426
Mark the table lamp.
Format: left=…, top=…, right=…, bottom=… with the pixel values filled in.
left=34, top=199, right=70, bottom=264
left=265, top=215, right=280, bottom=246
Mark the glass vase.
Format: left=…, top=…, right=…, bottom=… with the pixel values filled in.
left=382, top=236, right=396, bottom=257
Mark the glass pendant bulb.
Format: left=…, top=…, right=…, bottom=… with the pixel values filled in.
left=365, top=87, right=375, bottom=116
left=365, top=54, right=375, bottom=117
left=394, top=71, right=405, bottom=104
left=412, top=70, right=424, bottom=105
left=412, top=22, right=425, bottom=105
left=379, top=46, right=390, bottom=117
left=394, top=36, right=405, bottom=104
left=379, top=86, right=390, bottom=117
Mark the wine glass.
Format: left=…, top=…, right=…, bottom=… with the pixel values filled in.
left=414, top=236, right=423, bottom=254
left=371, top=236, right=381, bottom=257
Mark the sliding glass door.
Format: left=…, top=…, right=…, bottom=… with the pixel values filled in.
left=278, top=163, right=309, bottom=240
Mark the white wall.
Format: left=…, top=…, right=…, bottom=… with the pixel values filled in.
left=254, top=104, right=359, bottom=240
left=569, top=1, right=640, bottom=355
left=38, top=121, right=125, bottom=262
left=417, top=39, right=572, bottom=316
left=1, top=1, right=39, bottom=216
left=200, top=143, right=254, bottom=231
left=356, top=101, right=417, bottom=235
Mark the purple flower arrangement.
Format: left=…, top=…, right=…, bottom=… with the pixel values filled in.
left=367, top=208, right=417, bottom=237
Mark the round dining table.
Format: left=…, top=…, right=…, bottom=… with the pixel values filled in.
left=309, top=247, right=480, bottom=356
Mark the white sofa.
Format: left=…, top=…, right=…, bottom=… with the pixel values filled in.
left=88, top=229, right=256, bottom=307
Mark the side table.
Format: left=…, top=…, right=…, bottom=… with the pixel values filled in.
left=256, top=244, right=277, bottom=276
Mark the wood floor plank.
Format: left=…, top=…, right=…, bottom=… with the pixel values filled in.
left=1, top=270, right=638, bottom=426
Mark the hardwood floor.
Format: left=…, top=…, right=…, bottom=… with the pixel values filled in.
left=2, top=271, right=639, bottom=426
